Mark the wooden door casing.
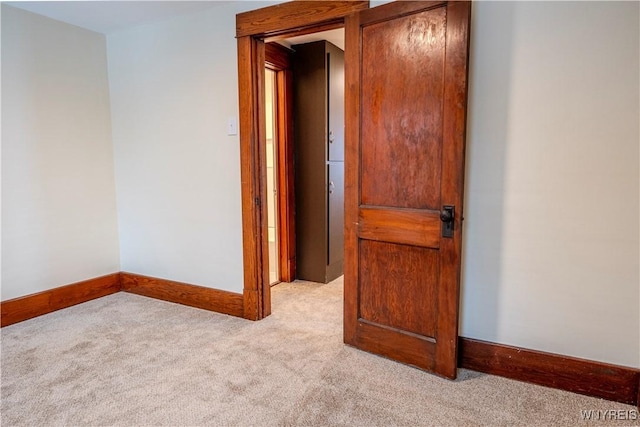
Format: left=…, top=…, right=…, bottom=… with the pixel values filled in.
left=344, top=1, right=471, bottom=379
left=236, top=1, right=369, bottom=320
left=266, top=42, right=296, bottom=283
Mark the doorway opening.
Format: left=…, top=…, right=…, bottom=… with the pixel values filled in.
left=264, top=31, right=345, bottom=291
left=236, top=1, right=370, bottom=320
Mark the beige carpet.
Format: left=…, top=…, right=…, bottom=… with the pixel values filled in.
left=1, top=277, right=637, bottom=426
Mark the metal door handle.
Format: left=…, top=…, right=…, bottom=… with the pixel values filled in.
left=440, top=205, right=455, bottom=238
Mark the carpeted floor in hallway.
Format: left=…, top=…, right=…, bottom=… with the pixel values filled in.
left=1, top=277, right=637, bottom=426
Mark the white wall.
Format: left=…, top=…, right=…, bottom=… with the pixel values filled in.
left=460, top=1, right=639, bottom=368
left=1, top=5, right=120, bottom=300
left=107, top=2, right=278, bottom=292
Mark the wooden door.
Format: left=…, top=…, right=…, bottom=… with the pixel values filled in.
left=343, top=1, right=471, bottom=379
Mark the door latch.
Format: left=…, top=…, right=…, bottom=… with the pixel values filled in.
left=440, top=205, right=455, bottom=238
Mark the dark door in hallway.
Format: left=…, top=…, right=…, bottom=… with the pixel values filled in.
left=343, top=1, right=471, bottom=379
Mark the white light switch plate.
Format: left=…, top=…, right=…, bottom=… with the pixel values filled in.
left=227, top=117, right=238, bottom=136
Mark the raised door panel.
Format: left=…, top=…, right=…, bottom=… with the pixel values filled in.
left=359, top=8, right=444, bottom=210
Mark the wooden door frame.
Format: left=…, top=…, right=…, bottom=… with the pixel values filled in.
left=236, top=1, right=370, bottom=320
left=265, top=42, right=295, bottom=284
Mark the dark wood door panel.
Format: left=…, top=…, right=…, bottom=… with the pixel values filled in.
left=358, top=207, right=440, bottom=248
left=359, top=240, right=439, bottom=337
left=360, top=6, right=446, bottom=211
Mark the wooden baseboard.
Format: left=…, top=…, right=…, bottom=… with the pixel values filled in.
left=121, top=272, right=244, bottom=318
left=243, top=289, right=259, bottom=320
left=1, top=273, right=121, bottom=327
left=458, top=337, right=640, bottom=406
left=2, top=272, right=245, bottom=326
